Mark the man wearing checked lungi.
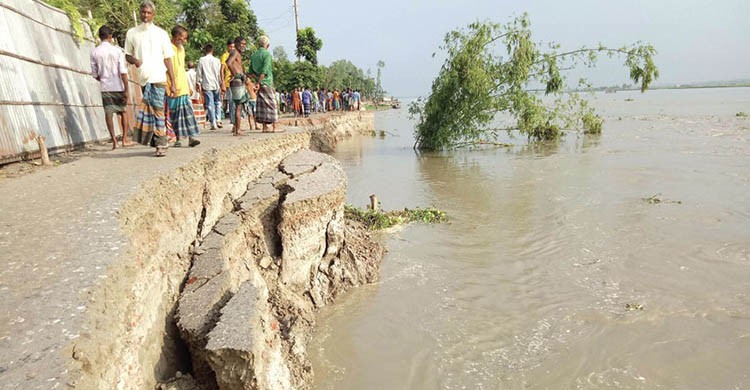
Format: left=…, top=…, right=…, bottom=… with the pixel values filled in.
left=124, top=0, right=177, bottom=157
left=226, top=37, right=252, bottom=136
left=166, top=25, right=201, bottom=148
left=250, top=35, right=278, bottom=132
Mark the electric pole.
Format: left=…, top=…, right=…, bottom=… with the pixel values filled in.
left=293, top=0, right=301, bottom=62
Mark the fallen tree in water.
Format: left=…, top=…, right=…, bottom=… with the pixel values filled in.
left=410, top=14, right=659, bottom=149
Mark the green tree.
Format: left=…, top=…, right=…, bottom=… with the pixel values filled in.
left=410, top=15, right=658, bottom=150
left=181, top=0, right=206, bottom=31
left=295, top=27, right=323, bottom=65
left=189, top=0, right=259, bottom=61
left=273, top=46, right=290, bottom=63
left=283, top=61, right=324, bottom=90
left=321, top=59, right=378, bottom=97
left=75, top=0, right=180, bottom=44
left=272, top=46, right=293, bottom=91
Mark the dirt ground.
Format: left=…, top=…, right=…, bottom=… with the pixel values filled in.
left=0, top=142, right=118, bottom=182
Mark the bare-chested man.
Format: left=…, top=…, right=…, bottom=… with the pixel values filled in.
left=226, top=37, right=253, bottom=136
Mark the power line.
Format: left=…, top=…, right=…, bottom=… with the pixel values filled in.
left=257, top=7, right=292, bottom=23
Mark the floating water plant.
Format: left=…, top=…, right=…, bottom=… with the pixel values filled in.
left=642, top=194, right=682, bottom=205
left=625, top=303, right=644, bottom=311
left=345, top=205, right=448, bottom=230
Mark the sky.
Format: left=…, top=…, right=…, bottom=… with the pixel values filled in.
left=250, top=0, right=750, bottom=97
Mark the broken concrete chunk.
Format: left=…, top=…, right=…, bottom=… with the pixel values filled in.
left=213, top=213, right=241, bottom=236
left=283, top=162, right=346, bottom=205
left=238, top=182, right=279, bottom=212
left=206, top=281, right=258, bottom=352
left=280, top=150, right=336, bottom=178
left=253, top=169, right=291, bottom=188
left=199, top=231, right=225, bottom=251
left=177, top=271, right=233, bottom=343
left=186, top=248, right=226, bottom=285
left=205, top=282, right=259, bottom=390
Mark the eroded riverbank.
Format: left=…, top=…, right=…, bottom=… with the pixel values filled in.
left=0, top=112, right=381, bottom=390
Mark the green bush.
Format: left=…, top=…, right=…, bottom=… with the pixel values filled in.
left=582, top=111, right=603, bottom=134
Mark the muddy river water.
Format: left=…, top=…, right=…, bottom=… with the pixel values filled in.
left=311, top=88, right=750, bottom=389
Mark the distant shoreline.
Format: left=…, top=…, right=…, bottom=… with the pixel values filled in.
left=579, top=83, right=750, bottom=93
left=648, top=84, right=750, bottom=91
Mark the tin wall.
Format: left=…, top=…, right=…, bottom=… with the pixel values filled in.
left=0, top=0, right=112, bottom=164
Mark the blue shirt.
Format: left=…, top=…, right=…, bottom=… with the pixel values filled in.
left=302, top=90, right=313, bottom=104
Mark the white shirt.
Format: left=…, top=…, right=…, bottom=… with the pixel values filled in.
left=186, top=69, right=200, bottom=99
left=90, top=41, right=127, bottom=92
left=196, top=54, right=222, bottom=91
left=124, top=23, right=174, bottom=86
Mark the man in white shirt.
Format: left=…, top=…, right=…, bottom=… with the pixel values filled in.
left=186, top=62, right=200, bottom=101
left=124, top=0, right=176, bottom=157
left=196, top=44, right=223, bottom=130
left=91, top=25, right=131, bottom=149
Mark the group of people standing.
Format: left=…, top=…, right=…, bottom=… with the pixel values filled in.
left=89, top=0, right=278, bottom=157
left=277, top=88, right=362, bottom=118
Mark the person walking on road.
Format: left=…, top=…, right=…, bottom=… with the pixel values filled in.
left=125, top=0, right=176, bottom=157
left=165, top=25, right=200, bottom=148
left=91, top=25, right=132, bottom=149
left=220, top=40, right=234, bottom=127
left=196, top=44, right=223, bottom=130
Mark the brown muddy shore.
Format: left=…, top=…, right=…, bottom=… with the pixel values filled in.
left=0, top=112, right=383, bottom=390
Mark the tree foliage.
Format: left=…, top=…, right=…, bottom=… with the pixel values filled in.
left=75, top=0, right=180, bottom=44
left=43, top=0, right=381, bottom=97
left=46, top=0, right=87, bottom=40
left=322, top=60, right=377, bottom=96
left=52, top=0, right=257, bottom=61
left=295, top=27, right=323, bottom=65
left=410, top=14, right=659, bottom=150
left=274, top=61, right=324, bottom=91
left=271, top=55, right=379, bottom=97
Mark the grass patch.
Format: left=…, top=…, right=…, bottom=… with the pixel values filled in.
left=345, top=205, right=448, bottom=230
left=736, top=111, right=748, bottom=118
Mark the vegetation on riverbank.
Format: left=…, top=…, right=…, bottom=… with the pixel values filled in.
left=345, top=205, right=448, bottom=230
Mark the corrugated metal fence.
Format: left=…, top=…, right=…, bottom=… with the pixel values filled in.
left=0, top=0, right=131, bottom=164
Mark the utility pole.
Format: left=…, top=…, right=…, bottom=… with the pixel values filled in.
left=293, top=0, right=301, bottom=62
